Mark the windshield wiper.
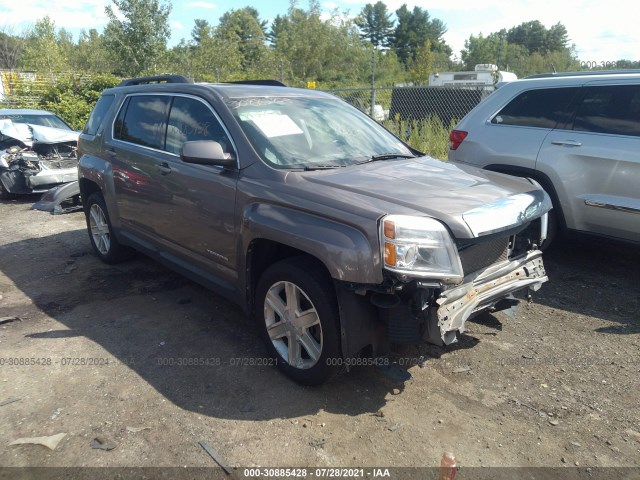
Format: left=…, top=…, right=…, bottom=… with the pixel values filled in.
left=355, top=153, right=416, bottom=165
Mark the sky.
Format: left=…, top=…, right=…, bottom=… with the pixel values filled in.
left=0, top=0, right=636, bottom=65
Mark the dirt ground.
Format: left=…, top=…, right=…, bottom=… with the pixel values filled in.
left=0, top=196, right=639, bottom=477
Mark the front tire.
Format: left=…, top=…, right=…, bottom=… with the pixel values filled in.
left=255, top=258, right=341, bottom=385
left=0, top=182, right=14, bottom=200
left=84, top=192, right=134, bottom=264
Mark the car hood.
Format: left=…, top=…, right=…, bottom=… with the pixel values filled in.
left=0, top=120, right=78, bottom=147
left=299, top=156, right=551, bottom=239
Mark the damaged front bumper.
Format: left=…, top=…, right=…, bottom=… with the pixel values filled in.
left=0, top=120, right=78, bottom=196
left=431, top=250, right=547, bottom=345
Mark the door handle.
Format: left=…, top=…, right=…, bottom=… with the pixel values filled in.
left=157, top=162, right=172, bottom=175
left=551, top=140, right=582, bottom=147
left=106, top=148, right=117, bottom=157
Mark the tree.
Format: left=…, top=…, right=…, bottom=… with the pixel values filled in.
left=217, top=7, right=270, bottom=75
left=355, top=2, right=394, bottom=48
left=546, top=23, right=569, bottom=52
left=461, top=20, right=577, bottom=76
left=408, top=39, right=433, bottom=85
left=191, top=19, right=211, bottom=45
left=73, top=29, right=110, bottom=73
left=185, top=19, right=243, bottom=82
left=506, top=20, right=569, bottom=55
left=269, top=1, right=368, bottom=86
left=374, top=50, right=404, bottom=86
left=0, top=27, right=24, bottom=69
left=461, top=32, right=501, bottom=69
left=103, top=0, right=172, bottom=76
left=391, top=5, right=451, bottom=67
left=20, top=17, right=68, bottom=73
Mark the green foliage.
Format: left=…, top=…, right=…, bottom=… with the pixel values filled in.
left=103, top=0, right=172, bottom=76
left=392, top=5, right=451, bottom=67
left=0, top=29, right=24, bottom=69
left=73, top=30, right=110, bottom=73
left=506, top=21, right=568, bottom=55
left=34, top=75, right=120, bottom=130
left=460, top=25, right=579, bottom=76
left=461, top=20, right=578, bottom=76
left=408, top=39, right=433, bottom=85
left=217, top=7, right=271, bottom=76
left=20, top=17, right=68, bottom=73
left=382, top=115, right=454, bottom=160
left=374, top=50, right=404, bottom=87
left=268, top=1, right=369, bottom=87
left=355, top=1, right=394, bottom=47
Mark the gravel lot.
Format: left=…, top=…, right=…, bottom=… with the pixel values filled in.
left=0, top=196, right=639, bottom=478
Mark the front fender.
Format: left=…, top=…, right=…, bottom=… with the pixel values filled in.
left=241, top=203, right=382, bottom=284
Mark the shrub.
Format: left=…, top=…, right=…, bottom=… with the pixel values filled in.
left=382, top=114, right=455, bottom=160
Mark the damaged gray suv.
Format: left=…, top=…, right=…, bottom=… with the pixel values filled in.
left=78, top=75, right=551, bottom=385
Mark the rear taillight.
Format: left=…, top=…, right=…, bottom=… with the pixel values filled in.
left=449, top=130, right=468, bottom=150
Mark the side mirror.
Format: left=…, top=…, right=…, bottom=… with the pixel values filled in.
left=180, top=140, right=236, bottom=168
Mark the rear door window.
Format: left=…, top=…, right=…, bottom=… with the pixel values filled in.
left=491, top=87, right=579, bottom=128
left=113, top=95, right=171, bottom=149
left=571, top=84, right=640, bottom=137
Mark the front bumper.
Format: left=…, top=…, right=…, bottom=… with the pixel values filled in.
left=432, top=250, right=547, bottom=344
left=27, top=167, right=78, bottom=188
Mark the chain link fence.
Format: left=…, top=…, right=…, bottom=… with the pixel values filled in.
left=0, top=70, right=61, bottom=108
left=325, top=85, right=490, bottom=158
left=326, top=85, right=490, bottom=124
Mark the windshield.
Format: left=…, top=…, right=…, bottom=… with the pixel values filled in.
left=228, top=96, right=412, bottom=169
left=0, top=113, right=71, bottom=130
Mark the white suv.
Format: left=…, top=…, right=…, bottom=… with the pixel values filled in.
left=448, top=71, right=640, bottom=245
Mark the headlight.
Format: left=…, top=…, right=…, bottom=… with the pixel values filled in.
left=381, top=215, right=463, bottom=280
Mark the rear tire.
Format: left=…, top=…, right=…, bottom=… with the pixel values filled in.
left=255, top=258, right=341, bottom=385
left=84, top=192, right=134, bottom=264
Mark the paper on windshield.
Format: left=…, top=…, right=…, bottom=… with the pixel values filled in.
left=250, top=113, right=303, bottom=138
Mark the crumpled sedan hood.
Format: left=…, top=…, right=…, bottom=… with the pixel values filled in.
left=0, top=120, right=78, bottom=147
left=302, top=156, right=551, bottom=239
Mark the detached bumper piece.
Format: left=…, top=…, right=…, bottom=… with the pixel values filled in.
left=432, top=250, right=547, bottom=345
left=32, top=180, right=82, bottom=214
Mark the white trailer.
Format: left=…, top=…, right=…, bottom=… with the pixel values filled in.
left=429, top=64, right=517, bottom=89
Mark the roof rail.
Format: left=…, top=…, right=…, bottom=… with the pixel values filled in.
left=226, top=79, right=286, bottom=87
left=525, top=69, right=640, bottom=79
left=118, top=75, right=192, bottom=86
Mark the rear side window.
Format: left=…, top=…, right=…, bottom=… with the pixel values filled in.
left=84, top=95, right=114, bottom=135
left=572, top=85, right=640, bottom=137
left=491, top=87, right=579, bottom=129
left=114, top=95, right=171, bottom=149
left=165, top=97, right=232, bottom=155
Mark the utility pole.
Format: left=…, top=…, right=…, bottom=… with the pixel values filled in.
left=497, top=31, right=505, bottom=69
left=370, top=46, right=376, bottom=117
